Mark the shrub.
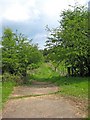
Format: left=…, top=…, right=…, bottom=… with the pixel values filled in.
left=2, top=72, right=23, bottom=85
left=2, top=72, right=14, bottom=82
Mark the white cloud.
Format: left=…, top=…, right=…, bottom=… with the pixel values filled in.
left=0, top=0, right=89, bottom=49
left=42, top=0, right=88, bottom=18
left=42, top=0, right=68, bottom=17
left=0, top=0, right=88, bottom=23
left=3, top=3, right=30, bottom=21
left=1, top=0, right=40, bottom=22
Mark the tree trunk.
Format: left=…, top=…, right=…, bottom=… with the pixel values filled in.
left=87, top=66, right=90, bottom=76
left=55, top=66, right=57, bottom=72
left=79, top=64, right=84, bottom=77
left=22, top=69, right=27, bottom=84
left=67, top=67, right=70, bottom=76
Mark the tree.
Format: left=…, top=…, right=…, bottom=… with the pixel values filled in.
left=2, top=28, right=43, bottom=83
left=45, top=4, right=89, bottom=76
left=45, top=26, right=68, bottom=71
left=2, top=28, right=18, bottom=74
left=60, top=5, right=89, bottom=76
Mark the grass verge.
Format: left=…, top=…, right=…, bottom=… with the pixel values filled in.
left=29, top=63, right=89, bottom=100
left=2, top=81, right=16, bottom=108
left=51, top=76, right=88, bottom=99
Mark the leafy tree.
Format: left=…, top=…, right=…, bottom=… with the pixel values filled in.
left=2, top=28, right=43, bottom=83
left=2, top=28, right=18, bottom=74
left=45, top=4, right=89, bottom=76
left=59, top=5, right=89, bottom=76
left=45, top=27, right=67, bottom=71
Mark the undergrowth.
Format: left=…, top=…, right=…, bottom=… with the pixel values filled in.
left=29, top=62, right=89, bottom=99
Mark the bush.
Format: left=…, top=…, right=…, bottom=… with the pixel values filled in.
left=2, top=72, right=23, bottom=85
left=2, top=72, right=15, bottom=82
left=27, top=63, right=39, bottom=70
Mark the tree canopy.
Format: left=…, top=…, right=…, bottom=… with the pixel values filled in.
left=2, top=28, right=43, bottom=82
left=45, top=4, right=90, bottom=76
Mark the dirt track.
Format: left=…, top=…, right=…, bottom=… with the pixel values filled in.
left=2, top=81, right=87, bottom=118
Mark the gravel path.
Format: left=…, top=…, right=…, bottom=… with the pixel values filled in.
left=2, top=81, right=87, bottom=118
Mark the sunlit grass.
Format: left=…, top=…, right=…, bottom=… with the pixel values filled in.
left=55, top=77, right=88, bottom=99
left=29, top=63, right=58, bottom=80
left=2, top=81, right=16, bottom=106
left=29, top=63, right=89, bottom=99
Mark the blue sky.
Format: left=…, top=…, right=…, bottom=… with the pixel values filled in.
left=0, top=0, right=89, bottom=49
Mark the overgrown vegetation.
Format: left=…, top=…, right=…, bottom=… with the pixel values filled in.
left=1, top=28, right=43, bottom=106
left=45, top=5, right=90, bottom=77
left=1, top=4, right=89, bottom=110
left=2, top=28, right=43, bottom=84
left=29, top=63, right=88, bottom=99
left=2, top=80, right=15, bottom=103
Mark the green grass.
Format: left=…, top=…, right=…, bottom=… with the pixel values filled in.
left=1, top=62, right=89, bottom=109
left=2, top=81, right=16, bottom=106
left=29, top=62, right=59, bottom=81
left=54, top=77, right=88, bottom=99
left=29, top=62, right=89, bottom=100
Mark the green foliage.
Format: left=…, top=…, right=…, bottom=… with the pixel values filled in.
left=2, top=72, right=24, bottom=85
left=2, top=72, right=26, bottom=108
left=57, top=61, right=67, bottom=76
left=29, top=62, right=59, bottom=81
left=2, top=72, right=15, bottom=82
left=2, top=81, right=16, bottom=104
left=27, top=63, right=39, bottom=70
left=29, top=63, right=88, bottom=99
left=2, top=28, right=43, bottom=83
left=2, top=73, right=17, bottom=107
left=55, top=77, right=88, bottom=99
left=45, top=4, right=90, bottom=76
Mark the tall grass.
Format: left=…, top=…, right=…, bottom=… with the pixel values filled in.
left=29, top=62, right=58, bottom=81
left=54, top=77, right=88, bottom=99
left=29, top=62, right=89, bottom=99
left=2, top=81, right=16, bottom=104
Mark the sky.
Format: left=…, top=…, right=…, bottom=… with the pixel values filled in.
left=0, top=0, right=89, bottom=49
